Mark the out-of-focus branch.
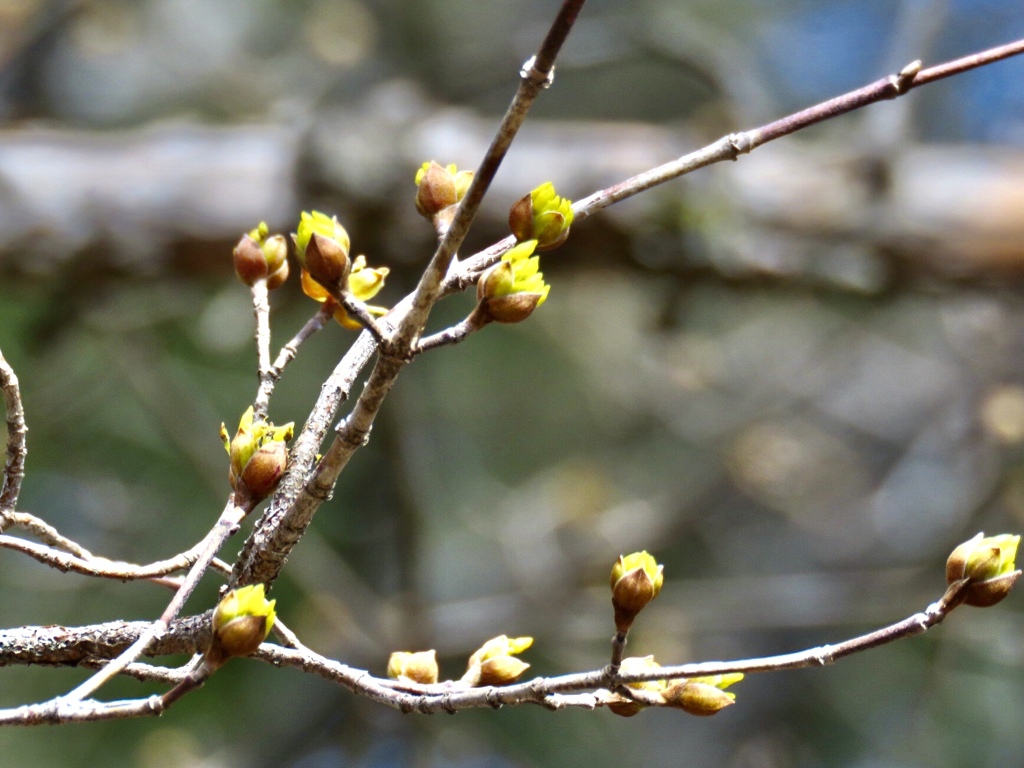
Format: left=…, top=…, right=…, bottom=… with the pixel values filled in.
left=0, top=347, right=27, bottom=520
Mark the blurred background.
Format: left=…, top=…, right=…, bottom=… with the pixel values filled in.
left=1, top=0, right=1024, bottom=765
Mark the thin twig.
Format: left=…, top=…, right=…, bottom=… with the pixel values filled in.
left=251, top=279, right=272, bottom=420
left=0, top=348, right=27, bottom=521
left=414, top=317, right=480, bottom=354
left=253, top=304, right=334, bottom=418
left=61, top=498, right=249, bottom=702
left=3, top=511, right=95, bottom=559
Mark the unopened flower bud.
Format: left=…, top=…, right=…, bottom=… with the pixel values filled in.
left=266, top=258, right=290, bottom=290
left=947, top=532, right=1022, bottom=607
left=293, top=211, right=352, bottom=291
left=608, top=656, right=666, bottom=717
left=234, top=233, right=270, bottom=285
left=415, top=161, right=456, bottom=217
left=662, top=680, right=737, bottom=716
left=462, top=635, right=533, bottom=686
left=209, top=584, right=277, bottom=666
left=387, top=650, right=439, bottom=685
left=240, top=439, right=288, bottom=502
left=508, top=182, right=574, bottom=251
left=610, top=551, right=664, bottom=632
left=221, top=407, right=294, bottom=503
left=475, top=240, right=549, bottom=325
left=477, top=655, right=531, bottom=686
left=414, top=161, right=473, bottom=220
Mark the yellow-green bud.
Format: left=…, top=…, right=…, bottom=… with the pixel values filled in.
left=293, top=211, right=351, bottom=292
left=947, top=533, right=1022, bottom=607
left=475, top=240, right=550, bottom=325
left=662, top=680, right=737, bottom=716
left=234, top=225, right=291, bottom=288
left=610, top=551, right=664, bottom=632
left=608, top=656, right=666, bottom=717
left=209, top=584, right=277, bottom=665
left=233, top=233, right=270, bottom=285
left=266, top=258, right=290, bottom=290
left=220, top=407, right=294, bottom=503
left=508, top=182, right=574, bottom=251
left=462, top=635, right=533, bottom=686
left=387, top=650, right=439, bottom=685
left=414, top=161, right=473, bottom=219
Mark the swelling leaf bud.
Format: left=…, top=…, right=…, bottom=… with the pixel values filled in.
left=947, top=532, right=1022, bottom=607
left=610, top=551, right=664, bottom=632
left=209, top=584, right=277, bottom=665
left=387, top=650, right=439, bottom=685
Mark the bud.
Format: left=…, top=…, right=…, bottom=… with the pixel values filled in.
left=946, top=533, right=1021, bottom=607
left=608, top=656, right=666, bottom=717
left=220, top=407, right=294, bottom=503
left=233, top=233, right=270, bottom=285
left=508, top=182, right=574, bottom=251
left=610, top=551, right=664, bottom=632
left=462, top=635, right=533, bottom=686
left=233, top=224, right=291, bottom=287
left=299, top=254, right=390, bottom=330
left=475, top=240, right=550, bottom=324
left=208, top=584, right=277, bottom=665
left=662, top=679, right=738, bottom=716
left=293, top=211, right=351, bottom=291
left=415, top=161, right=473, bottom=219
left=387, top=650, right=439, bottom=685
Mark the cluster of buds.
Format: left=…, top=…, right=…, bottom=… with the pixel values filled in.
left=233, top=222, right=290, bottom=288
left=946, top=532, right=1021, bottom=607
left=473, top=239, right=550, bottom=325
left=387, top=650, right=439, bottom=685
left=220, top=406, right=294, bottom=504
left=206, top=584, right=277, bottom=668
left=508, top=182, right=574, bottom=251
left=461, top=635, right=533, bottom=686
left=414, top=161, right=474, bottom=228
left=301, top=254, right=390, bottom=330
left=610, top=550, right=664, bottom=633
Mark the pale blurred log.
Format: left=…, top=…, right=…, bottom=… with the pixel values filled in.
left=0, top=79, right=1021, bottom=280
